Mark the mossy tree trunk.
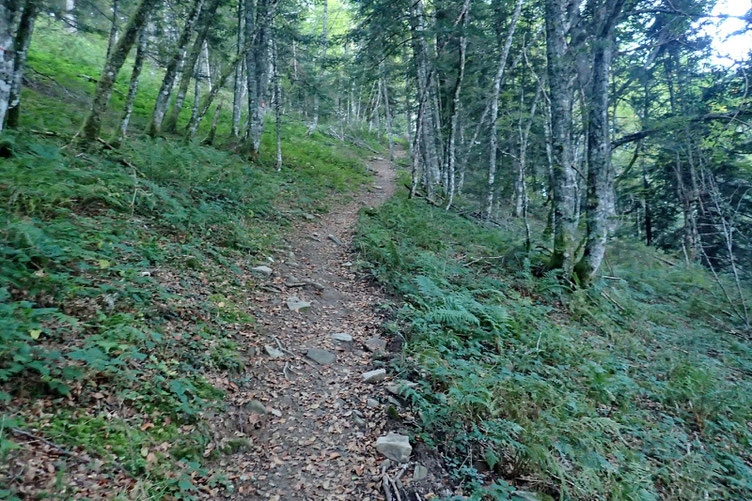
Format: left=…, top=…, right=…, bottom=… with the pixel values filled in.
left=78, top=0, right=159, bottom=144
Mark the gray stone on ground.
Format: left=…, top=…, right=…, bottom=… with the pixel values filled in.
left=286, top=296, right=311, bottom=312
left=246, top=400, right=267, bottom=414
left=362, top=368, right=387, bottom=383
left=375, top=432, right=412, bottom=463
left=303, top=213, right=316, bottom=221
left=364, top=337, right=387, bottom=353
left=306, top=348, right=336, bottom=365
left=413, top=464, right=428, bottom=482
left=330, top=332, right=353, bottom=342
left=264, top=345, right=284, bottom=358
left=366, top=398, right=379, bottom=408
left=251, top=265, right=273, bottom=275
left=328, top=234, right=344, bottom=246
left=386, top=380, right=418, bottom=396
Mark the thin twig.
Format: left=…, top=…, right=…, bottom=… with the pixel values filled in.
left=10, top=428, right=74, bottom=457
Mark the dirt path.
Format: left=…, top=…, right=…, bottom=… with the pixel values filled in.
left=213, top=156, right=410, bottom=500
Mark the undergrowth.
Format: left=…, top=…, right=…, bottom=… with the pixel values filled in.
left=356, top=187, right=752, bottom=500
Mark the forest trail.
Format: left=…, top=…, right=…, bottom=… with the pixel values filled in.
left=210, top=154, right=414, bottom=500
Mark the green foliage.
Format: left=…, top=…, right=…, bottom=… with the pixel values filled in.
left=356, top=193, right=752, bottom=500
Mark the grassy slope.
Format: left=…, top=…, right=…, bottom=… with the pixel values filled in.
left=356, top=182, right=752, bottom=500
left=0, top=23, right=377, bottom=499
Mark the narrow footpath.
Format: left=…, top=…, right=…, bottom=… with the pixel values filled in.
left=208, top=156, right=449, bottom=500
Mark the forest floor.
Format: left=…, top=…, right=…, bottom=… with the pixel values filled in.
left=204, top=154, right=451, bottom=500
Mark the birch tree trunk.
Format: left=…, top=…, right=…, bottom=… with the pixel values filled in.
left=186, top=40, right=250, bottom=140
left=114, top=25, right=147, bottom=143
left=272, top=34, right=282, bottom=170
left=163, top=0, right=220, bottom=133
left=232, top=0, right=244, bottom=137
left=0, top=0, right=19, bottom=133
left=63, top=0, right=76, bottom=32
left=483, top=0, right=523, bottom=220
left=545, top=0, right=578, bottom=272
left=5, top=0, right=37, bottom=130
left=105, top=0, right=119, bottom=61
left=79, top=0, right=160, bottom=144
left=147, top=0, right=205, bottom=137
left=514, top=86, right=540, bottom=217
left=445, top=0, right=471, bottom=211
left=381, top=74, right=394, bottom=162
left=307, top=0, right=327, bottom=136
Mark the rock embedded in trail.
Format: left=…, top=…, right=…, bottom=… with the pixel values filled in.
left=251, top=265, right=273, bottom=275
left=264, top=345, right=284, bottom=359
left=286, top=296, right=311, bottom=312
left=306, top=348, right=336, bottom=365
left=413, top=464, right=428, bottom=481
left=366, top=398, right=379, bottom=408
left=328, top=234, right=345, bottom=246
left=362, top=368, right=387, bottom=383
left=330, top=332, right=353, bottom=342
left=375, top=432, right=412, bottom=463
left=364, top=337, right=387, bottom=353
left=246, top=400, right=267, bottom=414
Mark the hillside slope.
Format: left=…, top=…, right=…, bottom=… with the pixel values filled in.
left=356, top=188, right=752, bottom=500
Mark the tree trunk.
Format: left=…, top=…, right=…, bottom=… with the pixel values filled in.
left=147, top=0, right=205, bottom=137
left=186, top=40, right=250, bottom=140
left=545, top=0, right=577, bottom=272
left=307, top=0, right=327, bottom=135
left=232, top=0, right=244, bottom=137
left=445, top=0, right=471, bottom=211
left=574, top=0, right=625, bottom=286
left=246, top=0, right=278, bottom=156
left=63, top=0, right=76, bottom=32
left=79, top=0, right=160, bottom=144
left=0, top=0, right=19, bottom=133
left=514, top=87, right=540, bottom=217
left=105, top=0, right=119, bottom=61
left=5, top=0, right=37, bottom=130
left=272, top=33, right=282, bottom=170
left=205, top=101, right=221, bottom=145
left=162, top=0, right=220, bottom=134
left=114, top=25, right=147, bottom=143
left=483, top=0, right=523, bottom=220
left=381, top=74, right=394, bottom=162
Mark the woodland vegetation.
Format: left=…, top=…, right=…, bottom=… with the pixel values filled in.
left=1, top=0, right=751, bottom=499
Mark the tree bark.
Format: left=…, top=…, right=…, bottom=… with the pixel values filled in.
left=186, top=39, right=251, bottom=140
left=246, top=0, right=278, bottom=156
left=162, top=0, right=220, bottom=134
left=307, top=0, right=327, bottom=136
left=147, top=0, right=205, bottom=137
left=574, top=0, right=626, bottom=286
left=79, top=0, right=160, bottom=144
left=445, top=0, right=471, bottom=211
left=545, top=0, right=578, bottom=272
left=105, top=0, right=119, bottom=61
left=483, top=0, right=523, bottom=219
left=5, top=0, right=37, bottom=130
left=0, top=0, right=19, bottom=133
left=272, top=33, right=282, bottom=170
left=232, top=0, right=244, bottom=137
left=114, top=25, right=147, bottom=143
